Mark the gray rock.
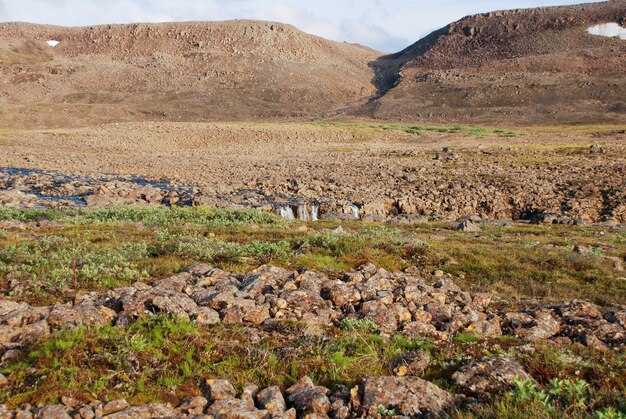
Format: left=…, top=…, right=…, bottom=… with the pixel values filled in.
left=359, top=376, right=456, bottom=416
left=48, top=302, right=117, bottom=329
left=453, top=355, right=533, bottom=396
left=286, top=376, right=330, bottom=416
left=102, top=400, right=129, bottom=416
left=201, top=379, right=236, bottom=402
left=256, top=386, right=286, bottom=416
left=34, top=405, right=72, bottom=419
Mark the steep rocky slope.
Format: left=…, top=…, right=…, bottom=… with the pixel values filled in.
left=355, top=0, right=626, bottom=124
left=0, top=21, right=377, bottom=128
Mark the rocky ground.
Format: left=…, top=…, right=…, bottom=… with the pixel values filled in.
left=1, top=122, right=625, bottom=224
left=0, top=206, right=624, bottom=417
left=1, top=262, right=624, bottom=417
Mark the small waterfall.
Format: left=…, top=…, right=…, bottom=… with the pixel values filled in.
left=311, top=204, right=319, bottom=221
left=350, top=204, right=361, bottom=220
left=278, top=202, right=320, bottom=221
left=297, top=205, right=310, bottom=222
left=278, top=206, right=295, bottom=220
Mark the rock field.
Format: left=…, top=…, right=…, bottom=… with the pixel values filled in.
left=1, top=262, right=624, bottom=417
left=1, top=123, right=624, bottom=224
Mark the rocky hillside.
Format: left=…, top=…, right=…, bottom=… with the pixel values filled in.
left=0, top=21, right=378, bottom=128
left=1, top=2, right=625, bottom=127
left=355, top=0, right=626, bottom=124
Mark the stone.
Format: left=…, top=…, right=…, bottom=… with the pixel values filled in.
left=256, top=386, right=286, bottom=416
left=0, top=372, right=7, bottom=386
left=34, top=405, right=72, bottom=419
left=391, top=350, right=431, bottom=376
left=452, top=355, right=533, bottom=396
left=285, top=377, right=330, bottom=416
left=359, top=376, right=456, bottom=416
left=194, top=307, right=221, bottom=325
left=513, top=310, right=561, bottom=341
left=201, top=379, right=236, bottom=402
left=102, top=400, right=129, bottom=416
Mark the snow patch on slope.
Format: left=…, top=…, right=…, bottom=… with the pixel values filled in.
left=587, top=23, right=626, bottom=40
left=47, top=40, right=60, bottom=47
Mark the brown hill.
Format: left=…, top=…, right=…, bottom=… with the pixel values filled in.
left=0, top=20, right=378, bottom=128
left=354, top=0, right=626, bottom=125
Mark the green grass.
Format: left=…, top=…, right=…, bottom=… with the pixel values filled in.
left=311, top=120, right=524, bottom=138
left=1, top=207, right=624, bottom=305
left=0, top=206, right=282, bottom=227
left=1, top=318, right=623, bottom=415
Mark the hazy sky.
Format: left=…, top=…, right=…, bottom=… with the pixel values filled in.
left=0, top=0, right=607, bottom=51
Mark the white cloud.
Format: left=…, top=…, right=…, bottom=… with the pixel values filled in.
left=0, top=0, right=608, bottom=52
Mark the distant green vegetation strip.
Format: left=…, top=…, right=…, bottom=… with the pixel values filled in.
left=311, top=121, right=523, bottom=138
left=0, top=206, right=282, bottom=227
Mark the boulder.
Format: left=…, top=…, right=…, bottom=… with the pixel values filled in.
left=256, top=386, right=287, bottom=416
left=359, top=376, right=456, bottom=416
left=285, top=377, right=330, bottom=416
left=452, top=355, right=533, bottom=396
left=201, top=379, right=237, bottom=402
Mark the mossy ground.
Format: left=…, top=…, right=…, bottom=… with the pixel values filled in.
left=1, top=317, right=624, bottom=417
left=1, top=206, right=623, bottom=306
left=0, top=206, right=625, bottom=416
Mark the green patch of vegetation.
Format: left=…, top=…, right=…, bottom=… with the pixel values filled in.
left=451, top=333, right=479, bottom=344
left=2, top=320, right=623, bottom=413
left=0, top=207, right=624, bottom=305
left=0, top=206, right=282, bottom=228
left=0, top=235, right=150, bottom=291
left=310, top=120, right=523, bottom=139
left=485, top=377, right=625, bottom=418
left=339, top=318, right=380, bottom=333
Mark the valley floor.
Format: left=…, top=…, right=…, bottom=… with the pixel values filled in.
left=0, top=206, right=624, bottom=417
left=0, top=122, right=624, bottom=417
left=0, top=121, right=625, bottom=223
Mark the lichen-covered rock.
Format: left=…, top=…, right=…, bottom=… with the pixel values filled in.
left=452, top=355, right=532, bottom=396
left=285, top=376, right=330, bottom=416
left=102, top=399, right=129, bottom=416
left=206, top=398, right=269, bottom=419
left=391, top=350, right=431, bottom=376
left=201, top=379, right=237, bottom=402
left=256, top=386, right=286, bottom=416
left=48, top=302, right=117, bottom=329
left=359, top=376, right=456, bottom=416
left=510, top=310, right=560, bottom=341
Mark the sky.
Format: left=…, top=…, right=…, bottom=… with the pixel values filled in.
left=0, top=0, right=608, bottom=52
